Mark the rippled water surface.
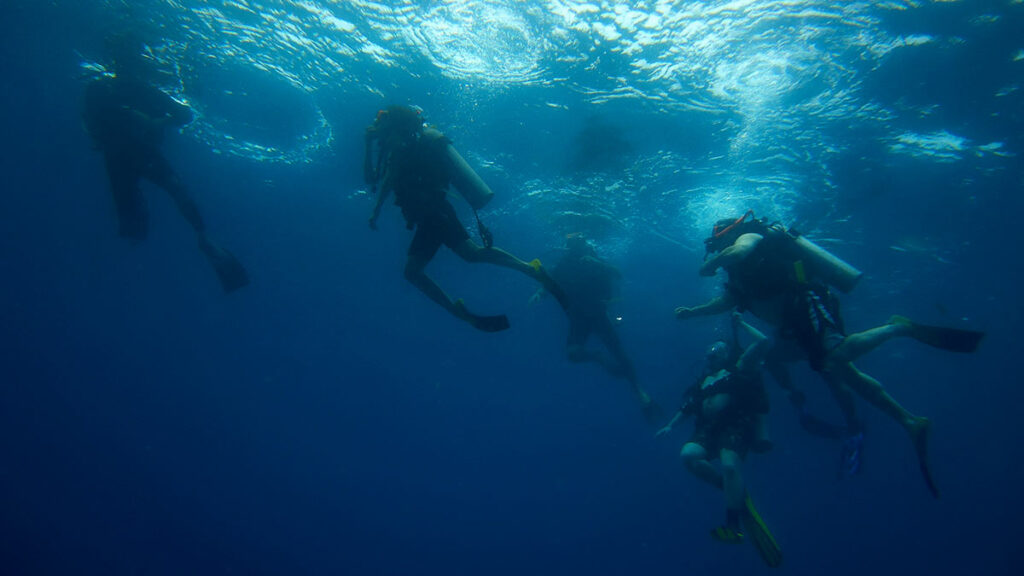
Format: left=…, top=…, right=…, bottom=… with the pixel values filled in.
left=76, top=1, right=1020, bottom=250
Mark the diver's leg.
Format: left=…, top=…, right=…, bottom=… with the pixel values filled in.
left=752, top=415, right=773, bottom=453
left=594, top=315, right=655, bottom=408
left=145, top=153, right=248, bottom=291
left=832, top=362, right=922, bottom=431
left=835, top=362, right=935, bottom=496
left=105, top=153, right=148, bottom=241
left=828, top=322, right=911, bottom=365
left=821, top=372, right=862, bottom=432
left=565, top=317, right=596, bottom=363
left=404, top=250, right=462, bottom=318
left=720, top=449, right=745, bottom=513
left=681, top=442, right=723, bottom=490
left=145, top=153, right=204, bottom=233
left=595, top=314, right=637, bottom=382
left=766, top=345, right=802, bottom=400
left=452, top=239, right=537, bottom=277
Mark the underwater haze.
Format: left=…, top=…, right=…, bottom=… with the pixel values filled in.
left=1, top=1, right=1022, bottom=575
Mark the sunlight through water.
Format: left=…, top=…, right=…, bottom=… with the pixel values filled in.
left=85, top=0, right=976, bottom=246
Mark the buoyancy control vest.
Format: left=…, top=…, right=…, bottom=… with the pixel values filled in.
left=681, top=367, right=768, bottom=417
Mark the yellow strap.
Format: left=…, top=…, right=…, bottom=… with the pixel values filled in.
left=793, top=259, right=807, bottom=284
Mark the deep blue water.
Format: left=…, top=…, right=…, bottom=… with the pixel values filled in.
left=1, top=1, right=1022, bottom=575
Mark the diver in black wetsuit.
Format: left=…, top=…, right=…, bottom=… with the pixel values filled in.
left=365, top=105, right=563, bottom=332
left=81, top=36, right=248, bottom=292
left=532, top=234, right=658, bottom=421
left=656, top=312, right=781, bottom=567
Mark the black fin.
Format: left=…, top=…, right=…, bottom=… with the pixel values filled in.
left=470, top=313, right=510, bottom=333
left=201, top=239, right=249, bottom=293
left=909, top=322, right=985, bottom=353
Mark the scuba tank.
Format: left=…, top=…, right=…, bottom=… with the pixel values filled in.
left=710, top=211, right=863, bottom=294
left=789, top=232, right=862, bottom=293
left=435, top=129, right=494, bottom=210
left=365, top=119, right=494, bottom=211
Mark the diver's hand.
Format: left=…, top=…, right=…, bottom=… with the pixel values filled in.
left=674, top=306, right=695, bottom=320
left=368, top=216, right=378, bottom=231
left=655, top=425, right=673, bottom=438
left=698, top=262, right=718, bottom=277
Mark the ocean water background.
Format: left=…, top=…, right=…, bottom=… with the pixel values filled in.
left=1, top=1, right=1021, bottom=574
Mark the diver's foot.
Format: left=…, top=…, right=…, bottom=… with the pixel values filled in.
left=887, top=314, right=916, bottom=336
left=528, top=258, right=545, bottom=279
left=888, top=314, right=912, bottom=327
left=909, top=416, right=939, bottom=498
left=751, top=439, right=775, bottom=454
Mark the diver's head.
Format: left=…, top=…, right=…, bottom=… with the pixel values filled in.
left=703, top=210, right=756, bottom=254
left=705, top=340, right=730, bottom=372
left=367, top=105, right=424, bottom=144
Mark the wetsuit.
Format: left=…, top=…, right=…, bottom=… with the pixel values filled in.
left=82, top=75, right=199, bottom=240
left=383, top=129, right=469, bottom=261
left=551, top=250, right=634, bottom=379
left=683, top=368, right=769, bottom=457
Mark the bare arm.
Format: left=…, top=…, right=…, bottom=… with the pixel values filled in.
left=368, top=171, right=392, bottom=230
left=655, top=409, right=685, bottom=437
left=674, top=293, right=736, bottom=320
left=699, top=232, right=763, bottom=276
left=733, top=313, right=769, bottom=372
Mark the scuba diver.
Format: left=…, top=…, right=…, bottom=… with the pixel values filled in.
left=81, top=35, right=248, bottom=293
left=657, top=312, right=782, bottom=568
left=530, top=234, right=660, bottom=422
left=674, top=211, right=985, bottom=498
left=365, top=105, right=564, bottom=332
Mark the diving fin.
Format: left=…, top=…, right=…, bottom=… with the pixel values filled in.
left=469, top=313, right=511, bottom=333
left=838, top=431, right=865, bottom=478
left=911, top=417, right=940, bottom=499
left=453, top=299, right=510, bottom=333
left=199, top=237, right=249, bottom=293
left=742, top=495, right=783, bottom=568
left=890, top=315, right=984, bottom=353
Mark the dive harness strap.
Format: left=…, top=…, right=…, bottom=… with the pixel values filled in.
left=473, top=208, right=494, bottom=249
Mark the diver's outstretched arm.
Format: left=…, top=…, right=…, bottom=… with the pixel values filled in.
left=674, top=293, right=736, bottom=320
left=656, top=409, right=684, bottom=437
